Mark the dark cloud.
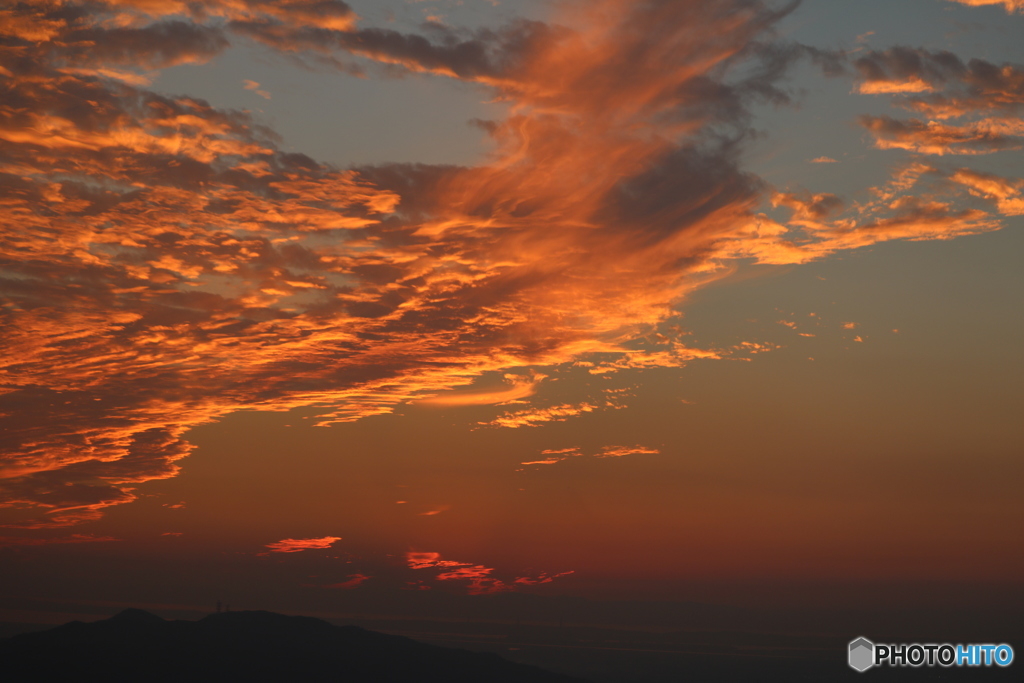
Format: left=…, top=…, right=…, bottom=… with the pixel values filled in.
left=853, top=47, right=1024, bottom=157
left=229, top=17, right=558, bottom=82
left=70, top=21, right=230, bottom=69
left=856, top=47, right=1024, bottom=118
left=855, top=46, right=969, bottom=88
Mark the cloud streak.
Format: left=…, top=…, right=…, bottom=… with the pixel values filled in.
left=405, top=551, right=572, bottom=595
left=263, top=536, right=342, bottom=553
left=520, top=445, right=659, bottom=467
left=325, top=573, right=370, bottom=589
left=418, top=373, right=543, bottom=406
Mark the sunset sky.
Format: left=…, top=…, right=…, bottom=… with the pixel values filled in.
left=2, top=0, right=1023, bottom=629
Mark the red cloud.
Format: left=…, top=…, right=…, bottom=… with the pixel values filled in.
left=406, top=552, right=442, bottom=569
left=436, top=565, right=493, bottom=581
left=264, top=536, right=341, bottom=553
left=325, top=573, right=370, bottom=590
left=405, top=551, right=571, bottom=595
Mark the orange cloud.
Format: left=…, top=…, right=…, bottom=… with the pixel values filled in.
left=859, top=115, right=1023, bottom=155
left=521, top=444, right=657, bottom=466
left=946, top=0, right=1023, bottom=12
left=264, top=536, right=341, bottom=553
left=853, top=48, right=1024, bottom=163
left=951, top=169, right=1024, bottom=215
left=598, top=445, right=660, bottom=458
left=723, top=161, right=1004, bottom=266
left=773, top=191, right=844, bottom=224
left=418, top=374, right=544, bottom=407
left=858, top=77, right=934, bottom=94
left=482, top=403, right=600, bottom=429
left=734, top=341, right=781, bottom=355
left=0, top=0, right=1017, bottom=529
left=542, top=447, right=583, bottom=456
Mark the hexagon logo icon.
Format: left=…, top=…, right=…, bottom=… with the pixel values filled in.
left=849, top=637, right=875, bottom=672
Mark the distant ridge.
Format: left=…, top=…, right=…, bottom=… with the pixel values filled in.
left=0, top=609, right=587, bottom=682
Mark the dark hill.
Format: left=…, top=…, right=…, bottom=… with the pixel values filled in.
left=0, top=609, right=587, bottom=682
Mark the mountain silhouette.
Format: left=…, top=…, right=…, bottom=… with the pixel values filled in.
left=0, top=609, right=587, bottom=682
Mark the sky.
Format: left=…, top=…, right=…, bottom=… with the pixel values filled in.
left=1, top=0, right=1023, bottom=631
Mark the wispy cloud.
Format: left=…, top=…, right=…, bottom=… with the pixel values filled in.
left=405, top=551, right=572, bottom=595
left=481, top=403, right=601, bottom=429
left=597, top=445, right=660, bottom=458
left=325, top=573, right=370, bottom=589
left=264, top=536, right=342, bottom=553
left=520, top=444, right=659, bottom=467
left=418, top=373, right=543, bottom=406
